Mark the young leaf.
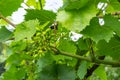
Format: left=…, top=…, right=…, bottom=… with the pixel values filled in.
left=81, top=17, right=113, bottom=43
left=0, top=0, right=23, bottom=16
left=14, top=20, right=39, bottom=41
left=0, top=26, right=13, bottom=42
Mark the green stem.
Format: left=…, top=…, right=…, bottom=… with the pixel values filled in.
left=39, top=0, right=43, bottom=10
left=51, top=47, right=120, bottom=67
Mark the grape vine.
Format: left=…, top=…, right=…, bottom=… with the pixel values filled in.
left=0, top=0, right=120, bottom=80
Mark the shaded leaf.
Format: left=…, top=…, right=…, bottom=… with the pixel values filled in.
left=94, top=65, right=107, bottom=80
left=81, top=17, right=113, bottom=43
left=58, top=64, right=76, bottom=80
left=37, top=64, right=57, bottom=80
left=97, top=36, right=120, bottom=60
left=104, top=15, right=120, bottom=37
left=25, top=9, right=56, bottom=25
left=0, top=26, right=13, bottom=42
left=77, top=61, right=88, bottom=79
left=37, top=52, right=54, bottom=72
left=77, top=38, right=89, bottom=50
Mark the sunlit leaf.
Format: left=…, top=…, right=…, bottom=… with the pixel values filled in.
left=58, top=39, right=76, bottom=54
left=0, top=0, right=23, bottom=16
left=57, top=3, right=97, bottom=32
left=26, top=0, right=45, bottom=9
left=62, top=0, right=89, bottom=10
left=2, top=65, right=26, bottom=80
left=14, top=20, right=39, bottom=41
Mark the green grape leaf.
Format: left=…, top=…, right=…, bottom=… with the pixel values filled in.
left=0, top=43, right=3, bottom=54
left=37, top=64, right=57, bottom=80
left=37, top=52, right=54, bottom=72
left=57, top=3, right=97, bottom=32
left=0, top=26, right=13, bottom=42
left=0, top=0, right=23, bottom=16
left=0, top=45, right=13, bottom=62
left=106, top=0, right=120, bottom=13
left=94, top=65, right=107, bottom=80
left=77, top=38, right=89, bottom=50
left=109, top=0, right=120, bottom=11
left=62, top=0, right=89, bottom=10
left=97, top=36, right=120, bottom=60
left=10, top=40, right=26, bottom=52
left=57, top=64, right=76, bottom=80
left=77, top=61, right=88, bottom=79
left=58, top=39, right=76, bottom=54
left=2, top=65, right=26, bottom=80
left=6, top=53, right=22, bottom=65
left=81, top=17, right=113, bottom=43
left=25, top=9, right=56, bottom=25
left=6, top=52, right=32, bottom=66
left=14, top=20, right=39, bottom=41
left=26, top=0, right=45, bottom=9
left=104, top=15, right=120, bottom=37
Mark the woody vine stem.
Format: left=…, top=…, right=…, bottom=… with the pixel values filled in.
left=0, top=13, right=16, bottom=27
left=51, top=46, right=120, bottom=67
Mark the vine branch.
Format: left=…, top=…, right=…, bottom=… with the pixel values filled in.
left=51, top=47, right=120, bottom=67
left=0, top=13, right=16, bottom=27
